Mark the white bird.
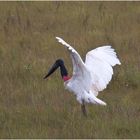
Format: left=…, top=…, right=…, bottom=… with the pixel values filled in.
left=44, top=37, right=121, bottom=116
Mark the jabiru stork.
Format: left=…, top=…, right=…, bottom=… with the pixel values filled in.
left=44, top=37, right=121, bottom=116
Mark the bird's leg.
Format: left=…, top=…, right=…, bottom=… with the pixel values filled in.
left=81, top=100, right=87, bottom=117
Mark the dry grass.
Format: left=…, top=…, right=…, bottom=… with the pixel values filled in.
left=0, top=1, right=140, bottom=138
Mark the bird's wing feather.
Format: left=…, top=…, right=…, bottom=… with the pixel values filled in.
left=85, top=46, right=121, bottom=93
left=56, top=37, right=92, bottom=92
left=56, top=37, right=87, bottom=77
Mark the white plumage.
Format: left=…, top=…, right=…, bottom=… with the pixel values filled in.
left=56, top=37, right=121, bottom=107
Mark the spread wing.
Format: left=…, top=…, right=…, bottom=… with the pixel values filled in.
left=56, top=37, right=91, bottom=90
left=85, top=46, right=121, bottom=95
left=56, top=37, right=87, bottom=77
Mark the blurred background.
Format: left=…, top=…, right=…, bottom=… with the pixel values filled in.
left=0, top=1, right=140, bottom=138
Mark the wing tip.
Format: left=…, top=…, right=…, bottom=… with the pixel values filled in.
left=116, top=58, right=121, bottom=65
left=56, top=36, right=61, bottom=40
left=118, top=61, right=121, bottom=65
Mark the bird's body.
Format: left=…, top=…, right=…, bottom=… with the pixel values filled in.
left=44, top=37, right=121, bottom=116
left=56, top=37, right=121, bottom=105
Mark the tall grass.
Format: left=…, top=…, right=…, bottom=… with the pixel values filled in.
left=0, top=1, right=140, bottom=138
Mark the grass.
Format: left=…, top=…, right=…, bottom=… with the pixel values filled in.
left=0, top=1, right=140, bottom=138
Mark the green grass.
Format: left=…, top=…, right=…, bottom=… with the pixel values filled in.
left=0, top=1, right=140, bottom=138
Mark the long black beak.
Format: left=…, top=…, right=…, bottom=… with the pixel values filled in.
left=43, top=59, right=68, bottom=79
left=43, top=61, right=59, bottom=79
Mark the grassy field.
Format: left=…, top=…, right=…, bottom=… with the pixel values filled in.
left=0, top=1, right=140, bottom=138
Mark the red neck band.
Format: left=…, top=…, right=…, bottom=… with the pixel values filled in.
left=63, top=76, right=71, bottom=81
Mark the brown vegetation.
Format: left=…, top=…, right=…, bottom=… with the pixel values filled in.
left=0, top=1, right=140, bottom=138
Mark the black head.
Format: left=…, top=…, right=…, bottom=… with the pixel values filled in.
left=43, top=59, right=68, bottom=79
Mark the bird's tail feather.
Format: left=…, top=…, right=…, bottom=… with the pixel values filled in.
left=92, top=96, right=107, bottom=106
left=84, top=91, right=107, bottom=106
